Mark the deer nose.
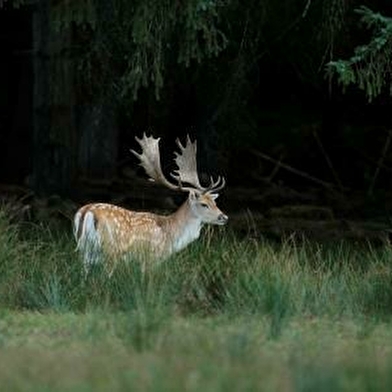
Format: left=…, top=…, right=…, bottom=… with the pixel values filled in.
left=218, top=213, right=228, bottom=224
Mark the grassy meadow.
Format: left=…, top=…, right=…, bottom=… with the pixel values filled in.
left=1, top=206, right=392, bottom=391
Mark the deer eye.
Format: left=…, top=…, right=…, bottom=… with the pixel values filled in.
left=200, top=203, right=209, bottom=208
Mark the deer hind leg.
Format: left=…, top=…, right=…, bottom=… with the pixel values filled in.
left=74, top=211, right=102, bottom=276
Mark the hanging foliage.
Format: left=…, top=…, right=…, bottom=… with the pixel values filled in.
left=50, top=0, right=228, bottom=100
left=327, top=6, right=392, bottom=102
left=0, top=0, right=26, bottom=8
left=320, top=0, right=348, bottom=59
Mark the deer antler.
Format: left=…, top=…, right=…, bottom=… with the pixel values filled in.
left=131, top=133, right=226, bottom=194
left=171, top=136, right=203, bottom=190
left=172, top=136, right=226, bottom=194
left=204, top=175, right=226, bottom=194
left=131, top=134, right=180, bottom=191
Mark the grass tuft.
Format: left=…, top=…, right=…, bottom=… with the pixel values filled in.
left=0, top=206, right=392, bottom=322
left=2, top=205, right=392, bottom=389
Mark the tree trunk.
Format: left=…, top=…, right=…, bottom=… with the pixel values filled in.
left=32, top=0, right=77, bottom=196
left=76, top=0, right=119, bottom=187
left=77, top=100, right=118, bottom=182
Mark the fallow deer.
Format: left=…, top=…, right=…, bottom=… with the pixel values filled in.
left=73, top=134, right=228, bottom=275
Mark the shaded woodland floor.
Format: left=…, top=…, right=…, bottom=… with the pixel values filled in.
left=1, top=174, right=391, bottom=247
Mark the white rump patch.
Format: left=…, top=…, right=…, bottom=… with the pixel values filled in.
left=74, top=211, right=102, bottom=274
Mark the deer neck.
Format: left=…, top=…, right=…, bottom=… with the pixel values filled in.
left=167, top=199, right=203, bottom=253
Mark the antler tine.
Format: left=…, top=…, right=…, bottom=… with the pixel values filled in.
left=130, top=134, right=181, bottom=192
left=171, top=135, right=204, bottom=191
left=205, top=175, right=226, bottom=194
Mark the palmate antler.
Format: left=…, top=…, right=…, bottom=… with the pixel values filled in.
left=172, top=136, right=225, bottom=193
left=131, top=133, right=225, bottom=194
left=131, top=134, right=178, bottom=191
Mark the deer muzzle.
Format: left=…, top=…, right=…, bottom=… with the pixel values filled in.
left=217, top=213, right=228, bottom=225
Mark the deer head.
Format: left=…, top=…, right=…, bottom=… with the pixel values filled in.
left=131, top=134, right=228, bottom=226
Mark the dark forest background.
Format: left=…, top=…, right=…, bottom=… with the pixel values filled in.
left=1, top=0, right=392, bottom=240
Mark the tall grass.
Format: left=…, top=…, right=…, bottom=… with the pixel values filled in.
left=1, top=205, right=392, bottom=323
left=2, top=205, right=392, bottom=390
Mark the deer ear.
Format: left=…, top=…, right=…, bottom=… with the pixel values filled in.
left=210, top=193, right=219, bottom=200
left=189, top=191, right=199, bottom=201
